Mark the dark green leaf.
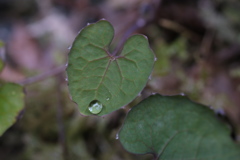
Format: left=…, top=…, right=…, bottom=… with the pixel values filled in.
left=119, top=94, right=240, bottom=160
left=66, top=20, right=155, bottom=115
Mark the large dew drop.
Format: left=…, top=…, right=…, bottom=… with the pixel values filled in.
left=88, top=100, right=103, bottom=114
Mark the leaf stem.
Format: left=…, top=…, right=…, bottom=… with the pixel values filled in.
left=17, top=65, right=66, bottom=86
left=56, top=75, right=69, bottom=160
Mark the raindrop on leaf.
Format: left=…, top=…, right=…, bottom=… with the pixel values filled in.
left=148, top=75, right=152, bottom=80
left=215, top=108, right=225, bottom=116
left=88, top=100, right=103, bottom=114
left=180, top=92, right=185, bottom=96
left=116, top=133, right=119, bottom=140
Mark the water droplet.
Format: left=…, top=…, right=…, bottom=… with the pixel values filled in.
left=215, top=108, right=225, bottom=116
left=180, top=92, right=185, bottom=96
left=151, top=92, right=157, bottom=95
left=87, top=23, right=90, bottom=26
left=65, top=77, right=68, bottom=81
left=65, top=63, right=68, bottom=67
left=106, top=98, right=110, bottom=101
left=138, top=93, right=141, bottom=96
left=148, top=75, right=152, bottom=80
left=88, top=100, right=103, bottom=114
left=115, top=134, right=119, bottom=140
left=68, top=45, right=72, bottom=50
left=154, top=57, right=157, bottom=61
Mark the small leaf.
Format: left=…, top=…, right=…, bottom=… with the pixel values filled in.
left=0, top=83, right=25, bottom=136
left=119, top=94, right=240, bottom=160
left=66, top=20, right=155, bottom=115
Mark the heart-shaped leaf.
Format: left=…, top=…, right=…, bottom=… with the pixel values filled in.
left=119, top=94, right=240, bottom=160
left=66, top=20, right=155, bottom=116
left=0, top=83, right=25, bottom=136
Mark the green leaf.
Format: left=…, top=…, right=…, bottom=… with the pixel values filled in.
left=0, top=83, right=25, bottom=136
left=66, top=20, right=155, bottom=116
left=119, top=94, right=240, bottom=160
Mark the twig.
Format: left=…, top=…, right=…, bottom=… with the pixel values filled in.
left=17, top=65, right=66, bottom=86
left=17, top=1, right=162, bottom=85
left=199, top=30, right=215, bottom=57
left=56, top=75, right=69, bottom=160
left=158, top=19, right=201, bottom=42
